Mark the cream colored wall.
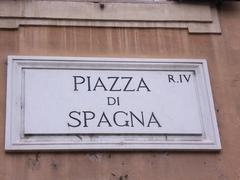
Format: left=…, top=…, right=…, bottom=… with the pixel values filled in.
left=0, top=2, right=240, bottom=180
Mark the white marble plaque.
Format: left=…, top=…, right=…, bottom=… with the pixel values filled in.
left=5, top=56, right=221, bottom=151
left=24, top=69, right=201, bottom=135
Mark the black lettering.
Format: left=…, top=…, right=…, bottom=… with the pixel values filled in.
left=87, top=76, right=91, bottom=91
left=147, top=113, right=161, bottom=127
left=83, top=111, right=95, bottom=127
left=97, top=112, right=112, bottom=127
left=68, top=111, right=81, bottom=127
left=168, top=74, right=175, bottom=83
left=117, top=97, right=120, bottom=106
left=73, top=76, right=85, bottom=91
left=179, top=74, right=183, bottom=83
left=122, top=77, right=135, bottom=91
left=130, top=111, right=144, bottom=127
left=183, top=74, right=191, bottom=82
left=113, top=111, right=129, bottom=127
left=108, top=77, right=121, bottom=91
left=93, top=77, right=107, bottom=91
left=107, top=97, right=120, bottom=106
left=107, top=97, right=116, bottom=105
left=136, top=78, right=151, bottom=92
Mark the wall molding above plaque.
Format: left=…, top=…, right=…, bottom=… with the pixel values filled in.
left=5, top=56, right=221, bottom=151
left=0, top=1, right=221, bottom=34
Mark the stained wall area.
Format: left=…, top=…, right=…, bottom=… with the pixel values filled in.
left=0, top=2, right=240, bottom=180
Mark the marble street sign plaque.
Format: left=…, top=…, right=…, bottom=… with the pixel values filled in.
left=5, top=56, right=221, bottom=151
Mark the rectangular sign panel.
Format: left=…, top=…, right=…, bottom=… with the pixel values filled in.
left=5, top=56, right=221, bottom=151
left=24, top=69, right=201, bottom=135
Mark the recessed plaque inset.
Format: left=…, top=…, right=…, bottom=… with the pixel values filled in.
left=5, top=56, right=221, bottom=151
left=24, top=69, right=201, bottom=135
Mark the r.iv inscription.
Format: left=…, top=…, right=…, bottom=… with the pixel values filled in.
left=168, top=74, right=191, bottom=83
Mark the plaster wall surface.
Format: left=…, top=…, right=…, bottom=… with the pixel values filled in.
left=0, top=2, right=240, bottom=180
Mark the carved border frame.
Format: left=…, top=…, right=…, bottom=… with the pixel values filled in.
left=5, top=56, right=221, bottom=151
